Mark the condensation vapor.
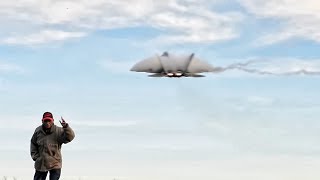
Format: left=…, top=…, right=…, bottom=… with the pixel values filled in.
left=211, top=60, right=320, bottom=76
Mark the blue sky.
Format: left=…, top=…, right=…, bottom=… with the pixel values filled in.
left=1, top=0, right=320, bottom=179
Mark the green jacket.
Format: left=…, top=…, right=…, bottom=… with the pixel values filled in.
left=30, top=124, right=75, bottom=171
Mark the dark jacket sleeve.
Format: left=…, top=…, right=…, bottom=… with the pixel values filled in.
left=30, top=131, right=39, bottom=161
left=58, top=124, right=75, bottom=144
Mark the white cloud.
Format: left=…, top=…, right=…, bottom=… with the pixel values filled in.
left=148, top=8, right=242, bottom=44
left=0, top=0, right=243, bottom=45
left=240, top=0, right=320, bottom=44
left=0, top=61, right=24, bottom=73
left=2, top=29, right=86, bottom=45
left=240, top=0, right=320, bottom=18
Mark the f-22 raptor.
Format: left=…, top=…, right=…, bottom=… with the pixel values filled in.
left=130, top=52, right=215, bottom=77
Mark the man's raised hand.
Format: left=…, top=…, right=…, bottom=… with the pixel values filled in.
left=59, top=116, right=68, bottom=128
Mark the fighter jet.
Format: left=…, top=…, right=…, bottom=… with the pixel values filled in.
left=130, top=52, right=215, bottom=77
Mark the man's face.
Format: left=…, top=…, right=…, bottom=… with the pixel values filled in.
left=43, top=120, right=53, bottom=129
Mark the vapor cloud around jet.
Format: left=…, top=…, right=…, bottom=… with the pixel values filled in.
left=131, top=52, right=320, bottom=77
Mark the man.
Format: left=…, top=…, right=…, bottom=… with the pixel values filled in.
left=30, top=112, right=75, bottom=180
